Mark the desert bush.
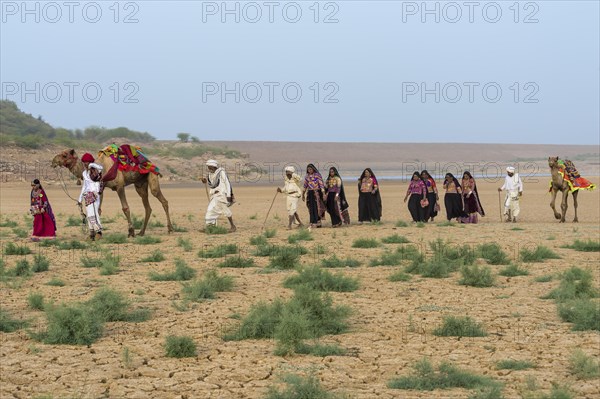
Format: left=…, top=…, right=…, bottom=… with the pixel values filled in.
left=433, top=316, right=487, bottom=337
left=544, top=267, right=597, bottom=302
left=102, top=233, right=127, bottom=244
left=65, top=215, right=82, bottom=227
left=496, top=359, right=536, bottom=370
left=369, top=250, right=404, bottom=266
left=535, top=275, right=553, bottom=283
left=499, top=263, right=529, bottom=277
left=381, top=234, right=410, bottom=244
left=0, top=219, right=18, bottom=228
left=86, top=288, right=151, bottom=323
left=520, top=246, right=560, bottom=263
left=288, top=229, right=313, bottom=244
left=557, top=299, right=599, bottom=331
left=46, top=277, right=65, bottom=286
left=141, top=250, right=165, bottom=262
left=204, top=225, right=228, bottom=235
left=568, top=350, right=599, bottom=379
left=81, top=256, right=103, bottom=268
left=431, top=239, right=476, bottom=265
left=218, top=256, right=255, bottom=268
left=27, top=292, right=45, bottom=310
left=352, top=238, right=380, bottom=248
left=268, top=247, right=302, bottom=270
left=58, top=240, right=86, bottom=250
left=388, top=358, right=499, bottom=391
left=177, top=237, right=193, bottom=252
left=165, top=335, right=197, bottom=358
left=563, top=239, right=600, bottom=252
left=389, top=271, right=412, bottom=282
left=263, top=228, right=277, bottom=238
left=250, top=234, right=268, bottom=246
left=40, top=303, right=104, bottom=345
left=29, top=255, right=49, bottom=273
left=437, top=220, right=456, bottom=227
left=283, top=266, right=359, bottom=292
left=12, top=228, right=28, bottom=238
left=134, top=236, right=161, bottom=245
left=264, top=373, right=341, bottom=399
left=320, top=254, right=361, bottom=268
left=0, top=307, right=28, bottom=332
left=459, top=264, right=495, bottom=287
left=99, top=253, right=120, bottom=275
left=199, top=244, right=238, bottom=258
left=273, top=306, right=311, bottom=356
left=224, top=299, right=285, bottom=341
left=396, top=220, right=408, bottom=227
left=182, top=270, right=234, bottom=301
left=12, top=259, right=31, bottom=276
left=149, top=258, right=196, bottom=281
left=4, top=242, right=32, bottom=255
left=172, top=223, right=188, bottom=233
left=478, top=243, right=510, bottom=265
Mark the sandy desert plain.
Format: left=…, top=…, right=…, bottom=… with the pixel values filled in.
left=0, top=173, right=599, bottom=399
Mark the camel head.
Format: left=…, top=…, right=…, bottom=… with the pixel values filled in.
left=548, top=156, right=560, bottom=168
left=52, top=149, right=79, bottom=170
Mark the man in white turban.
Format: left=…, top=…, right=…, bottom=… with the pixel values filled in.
left=498, top=166, right=523, bottom=222
left=78, top=162, right=104, bottom=240
left=201, top=159, right=236, bottom=232
left=277, top=166, right=304, bottom=229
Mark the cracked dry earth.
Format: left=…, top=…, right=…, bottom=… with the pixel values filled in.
left=1, top=179, right=599, bottom=399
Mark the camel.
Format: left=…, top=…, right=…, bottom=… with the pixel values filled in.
left=548, top=156, right=579, bottom=223
left=52, top=149, right=173, bottom=236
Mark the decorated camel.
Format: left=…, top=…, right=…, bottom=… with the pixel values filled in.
left=52, top=148, right=173, bottom=237
left=548, top=156, right=596, bottom=223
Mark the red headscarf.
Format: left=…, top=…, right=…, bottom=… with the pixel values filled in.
left=81, top=153, right=95, bottom=163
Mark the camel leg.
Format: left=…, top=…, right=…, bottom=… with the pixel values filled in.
left=560, top=190, right=569, bottom=223
left=572, top=190, right=579, bottom=223
left=549, top=189, right=561, bottom=219
left=134, top=182, right=152, bottom=236
left=117, top=187, right=135, bottom=237
left=149, top=174, right=173, bottom=233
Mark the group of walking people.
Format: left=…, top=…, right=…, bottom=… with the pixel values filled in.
left=28, top=160, right=525, bottom=240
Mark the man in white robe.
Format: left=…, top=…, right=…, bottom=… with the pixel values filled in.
left=78, top=162, right=104, bottom=239
left=498, top=166, right=523, bottom=222
left=277, top=166, right=304, bottom=229
left=201, top=159, right=236, bottom=232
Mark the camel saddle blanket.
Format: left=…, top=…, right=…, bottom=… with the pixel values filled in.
left=549, top=159, right=596, bottom=192
left=99, top=144, right=160, bottom=181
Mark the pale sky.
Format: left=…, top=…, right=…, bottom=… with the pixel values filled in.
left=1, top=0, right=599, bottom=144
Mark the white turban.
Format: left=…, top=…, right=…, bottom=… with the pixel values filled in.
left=284, top=166, right=295, bottom=173
left=89, top=162, right=103, bottom=171
left=506, top=166, right=515, bottom=173
left=206, top=159, right=218, bottom=168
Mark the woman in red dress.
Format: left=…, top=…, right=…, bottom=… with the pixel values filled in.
left=30, top=179, right=57, bottom=240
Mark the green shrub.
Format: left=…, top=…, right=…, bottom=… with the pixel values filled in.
left=13, top=259, right=31, bottom=276
left=557, top=299, right=599, bottom=331
left=320, top=254, right=361, bottom=268
left=459, top=264, right=495, bottom=287
left=283, top=266, right=359, bottom=292
left=397, top=245, right=425, bottom=262
left=499, top=263, right=529, bottom=277
left=12, top=228, right=28, bottom=238
left=535, top=275, right=553, bottom=283
left=224, top=299, right=285, bottom=340
left=563, top=239, right=600, bottom=252
left=27, top=292, right=45, bottom=310
left=46, top=277, right=65, bottom=287
left=0, top=219, right=18, bottom=228
left=141, top=250, right=165, bottom=262
left=204, top=225, right=228, bottom=235
left=544, top=267, right=598, bottom=302
left=381, top=234, right=410, bottom=244
left=31, top=254, right=49, bottom=272
left=288, top=229, right=313, bottom=244
left=437, top=220, right=456, bottom=227
left=58, top=240, right=86, bottom=250
left=172, top=223, right=188, bottom=232
left=218, top=256, right=255, bottom=268
left=520, top=246, right=560, bottom=263
left=265, top=373, right=341, bottom=399
left=369, top=250, right=404, bottom=266
left=396, top=220, right=408, bottom=227
left=199, top=244, right=238, bottom=258
left=433, top=316, right=487, bottom=337
left=149, top=258, right=197, bottom=281
left=99, top=253, right=120, bottom=275
left=496, top=359, right=536, bottom=370
left=388, top=358, right=499, bottom=391
left=165, top=335, right=197, bottom=358
left=182, top=270, right=234, bottom=301
left=4, top=242, right=32, bottom=255
left=478, top=243, right=510, bottom=265
left=40, top=303, right=104, bottom=345
left=81, top=256, right=103, bottom=268
left=65, top=215, right=82, bottom=227
left=431, top=239, right=476, bottom=265
left=103, top=233, right=127, bottom=244
left=273, top=306, right=311, bottom=356
left=352, top=238, right=380, bottom=248
left=250, top=234, right=268, bottom=246
left=86, top=288, right=130, bottom=322
left=0, top=307, right=28, bottom=332
left=134, top=236, right=161, bottom=245
left=174, top=238, right=191, bottom=252
left=268, top=247, right=302, bottom=270
left=568, top=350, right=599, bottom=379
left=389, top=271, right=412, bottom=282
left=263, top=228, right=277, bottom=238
left=254, top=244, right=280, bottom=257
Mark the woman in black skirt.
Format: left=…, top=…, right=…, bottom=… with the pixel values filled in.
left=403, top=171, right=427, bottom=222
left=421, top=170, right=439, bottom=222
left=357, top=168, right=382, bottom=223
left=442, top=173, right=466, bottom=221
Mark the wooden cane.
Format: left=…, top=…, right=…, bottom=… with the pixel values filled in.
left=261, top=191, right=279, bottom=232
left=498, top=190, right=503, bottom=222
left=204, top=181, right=210, bottom=201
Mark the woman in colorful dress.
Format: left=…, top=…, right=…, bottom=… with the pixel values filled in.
left=460, top=171, right=485, bottom=224
left=403, top=171, right=427, bottom=222
left=357, top=168, right=382, bottom=223
left=325, top=167, right=350, bottom=227
left=443, top=173, right=466, bottom=221
left=30, top=179, right=57, bottom=241
left=301, top=164, right=326, bottom=228
left=421, top=170, right=439, bottom=222
left=78, top=159, right=104, bottom=240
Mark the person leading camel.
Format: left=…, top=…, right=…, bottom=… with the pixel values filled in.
left=201, top=160, right=236, bottom=232
left=277, top=166, right=304, bottom=230
left=78, top=158, right=104, bottom=240
left=498, top=166, right=523, bottom=223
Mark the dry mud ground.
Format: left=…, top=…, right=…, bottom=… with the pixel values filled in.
left=1, top=178, right=599, bottom=399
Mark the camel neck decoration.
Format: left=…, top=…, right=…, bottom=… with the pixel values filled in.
left=52, top=148, right=173, bottom=236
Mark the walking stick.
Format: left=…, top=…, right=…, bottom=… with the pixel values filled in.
left=261, top=191, right=279, bottom=232
left=203, top=181, right=210, bottom=201
left=498, top=190, right=503, bottom=222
